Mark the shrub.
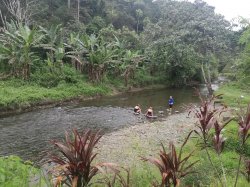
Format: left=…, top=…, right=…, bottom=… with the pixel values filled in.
left=0, top=156, right=38, bottom=187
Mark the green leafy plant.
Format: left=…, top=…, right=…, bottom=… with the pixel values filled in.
left=0, top=22, right=44, bottom=79
left=0, top=156, right=38, bottom=186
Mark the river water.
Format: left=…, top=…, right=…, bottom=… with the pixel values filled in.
left=0, top=87, right=199, bottom=165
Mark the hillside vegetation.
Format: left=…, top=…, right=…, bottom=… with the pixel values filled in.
left=0, top=0, right=243, bottom=110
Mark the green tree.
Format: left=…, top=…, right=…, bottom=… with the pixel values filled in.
left=0, top=22, right=44, bottom=79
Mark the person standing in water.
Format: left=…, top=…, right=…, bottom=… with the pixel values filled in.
left=168, top=96, right=174, bottom=112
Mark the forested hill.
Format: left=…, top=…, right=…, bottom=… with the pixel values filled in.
left=0, top=0, right=243, bottom=88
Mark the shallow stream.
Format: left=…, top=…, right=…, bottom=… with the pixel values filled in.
left=0, top=87, right=199, bottom=165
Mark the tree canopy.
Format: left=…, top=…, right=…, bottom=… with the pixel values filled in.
left=0, top=0, right=243, bottom=87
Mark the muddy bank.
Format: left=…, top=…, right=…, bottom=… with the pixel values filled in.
left=96, top=112, right=196, bottom=167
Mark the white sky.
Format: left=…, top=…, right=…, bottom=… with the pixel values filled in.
left=189, top=0, right=250, bottom=21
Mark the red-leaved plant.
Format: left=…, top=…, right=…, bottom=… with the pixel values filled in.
left=243, top=159, right=250, bottom=183
left=234, top=104, right=250, bottom=186
left=50, top=129, right=115, bottom=187
left=237, top=104, right=250, bottom=144
left=213, top=121, right=227, bottom=155
left=188, top=92, right=227, bottom=142
left=188, top=91, right=231, bottom=185
left=212, top=115, right=232, bottom=155
left=97, top=166, right=130, bottom=187
left=141, top=131, right=198, bottom=187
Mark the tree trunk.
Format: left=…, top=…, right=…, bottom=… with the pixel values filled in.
left=68, top=0, right=71, bottom=9
left=77, top=0, right=79, bottom=22
left=22, top=63, right=30, bottom=80
left=201, top=62, right=213, bottom=96
left=49, top=0, right=53, bottom=16
left=137, top=19, right=139, bottom=34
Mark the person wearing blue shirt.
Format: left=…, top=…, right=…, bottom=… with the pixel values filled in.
left=168, top=96, right=174, bottom=112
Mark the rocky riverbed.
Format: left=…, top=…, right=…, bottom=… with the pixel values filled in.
left=39, top=112, right=196, bottom=186
left=96, top=112, right=196, bottom=167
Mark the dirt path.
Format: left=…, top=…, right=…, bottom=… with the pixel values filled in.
left=96, top=112, right=196, bottom=167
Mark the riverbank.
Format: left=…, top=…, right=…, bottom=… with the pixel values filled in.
left=215, top=83, right=250, bottom=107
left=95, top=101, right=249, bottom=186
left=0, top=78, right=166, bottom=117
left=96, top=112, right=195, bottom=166
left=1, top=112, right=196, bottom=186
left=2, top=107, right=249, bottom=186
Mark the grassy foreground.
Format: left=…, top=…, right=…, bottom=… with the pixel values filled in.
left=0, top=156, right=39, bottom=187
left=177, top=82, right=250, bottom=186
left=181, top=121, right=250, bottom=186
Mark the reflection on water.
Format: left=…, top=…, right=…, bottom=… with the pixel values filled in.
left=76, top=87, right=198, bottom=112
left=0, top=87, right=199, bottom=165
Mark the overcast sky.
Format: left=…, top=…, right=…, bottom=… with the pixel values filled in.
left=189, top=0, right=250, bottom=21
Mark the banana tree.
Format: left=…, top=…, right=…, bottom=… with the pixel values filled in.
left=0, top=22, right=44, bottom=79
left=80, top=34, right=115, bottom=82
left=64, top=33, right=88, bottom=73
left=65, top=33, right=123, bottom=82
left=120, top=50, right=143, bottom=87
left=39, top=25, right=66, bottom=73
left=44, top=45, right=65, bottom=74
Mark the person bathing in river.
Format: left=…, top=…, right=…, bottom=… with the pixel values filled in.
left=145, top=107, right=153, bottom=117
left=168, top=96, right=174, bottom=112
left=134, top=104, right=141, bottom=114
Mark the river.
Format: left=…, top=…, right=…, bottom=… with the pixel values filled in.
left=0, top=87, right=199, bottom=165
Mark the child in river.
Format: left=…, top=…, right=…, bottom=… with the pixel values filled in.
left=145, top=107, right=153, bottom=117
left=168, top=96, right=174, bottom=112
left=134, top=104, right=141, bottom=114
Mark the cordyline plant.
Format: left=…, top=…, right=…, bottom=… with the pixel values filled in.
left=244, top=160, right=250, bottom=183
left=97, top=166, right=130, bottom=187
left=234, top=104, right=250, bottom=187
left=237, top=104, right=250, bottom=145
left=50, top=129, right=115, bottom=187
left=212, top=117, right=232, bottom=185
left=188, top=92, right=228, bottom=143
left=188, top=91, right=231, bottom=186
left=212, top=112, right=233, bottom=155
left=141, top=131, right=198, bottom=187
left=213, top=120, right=227, bottom=155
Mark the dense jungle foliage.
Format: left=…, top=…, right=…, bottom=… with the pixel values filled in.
left=0, top=0, right=249, bottom=104
left=0, top=0, right=247, bottom=90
